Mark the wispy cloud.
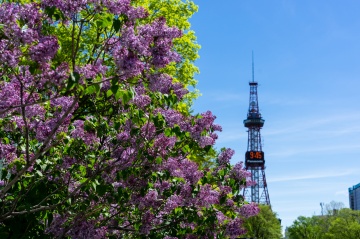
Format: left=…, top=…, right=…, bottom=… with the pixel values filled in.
left=264, top=111, right=360, bottom=137
left=267, top=144, right=360, bottom=158
left=335, top=190, right=348, bottom=196
left=268, top=169, right=355, bottom=183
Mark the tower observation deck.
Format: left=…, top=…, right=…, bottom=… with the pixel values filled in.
left=242, top=54, right=270, bottom=206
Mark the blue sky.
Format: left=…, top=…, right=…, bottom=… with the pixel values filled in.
left=189, top=0, right=360, bottom=231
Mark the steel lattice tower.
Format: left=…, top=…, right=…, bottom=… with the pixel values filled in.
left=242, top=54, right=270, bottom=206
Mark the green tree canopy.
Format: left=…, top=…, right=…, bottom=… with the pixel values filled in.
left=242, top=205, right=282, bottom=239
left=287, top=206, right=360, bottom=239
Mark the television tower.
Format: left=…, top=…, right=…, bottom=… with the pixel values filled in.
left=242, top=53, right=270, bottom=205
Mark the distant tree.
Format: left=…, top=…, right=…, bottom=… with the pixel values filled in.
left=287, top=216, right=324, bottom=239
left=242, top=205, right=282, bottom=239
left=326, top=208, right=360, bottom=239
left=287, top=205, right=360, bottom=239
left=325, top=200, right=345, bottom=215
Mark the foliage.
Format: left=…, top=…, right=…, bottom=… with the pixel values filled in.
left=287, top=206, right=360, bottom=239
left=242, top=205, right=282, bottom=239
left=0, top=0, right=258, bottom=238
left=133, top=0, right=201, bottom=111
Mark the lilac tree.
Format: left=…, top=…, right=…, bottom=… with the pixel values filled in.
left=0, top=0, right=258, bottom=238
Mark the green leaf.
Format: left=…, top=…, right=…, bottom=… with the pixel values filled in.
left=92, top=181, right=97, bottom=191
left=134, top=223, right=141, bottom=231
left=96, top=15, right=113, bottom=28
left=175, top=207, right=182, bottom=214
left=3, top=137, right=9, bottom=144
left=181, top=145, right=190, bottom=153
left=44, top=6, right=56, bottom=18
left=97, top=185, right=108, bottom=196
left=79, top=165, right=86, bottom=176
left=111, top=83, right=119, bottom=94
left=113, top=18, right=121, bottom=32
left=122, top=91, right=132, bottom=104
left=106, top=89, right=113, bottom=97
left=155, top=157, right=162, bottom=164
left=85, top=85, right=97, bottom=95
left=67, top=72, right=80, bottom=90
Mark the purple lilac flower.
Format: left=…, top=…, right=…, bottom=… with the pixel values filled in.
left=153, top=134, right=176, bottom=154
left=225, top=218, right=247, bottom=239
left=0, top=40, right=21, bottom=67
left=238, top=202, right=260, bottom=218
left=62, top=156, right=76, bottom=169
left=0, top=81, right=21, bottom=112
left=68, top=219, right=107, bottom=239
left=196, top=184, right=220, bottom=208
left=158, top=109, right=183, bottom=127
left=132, top=95, right=151, bottom=108
left=154, top=181, right=171, bottom=192
left=198, top=136, right=215, bottom=148
left=114, top=49, right=144, bottom=79
left=42, top=0, right=87, bottom=18
left=164, top=194, right=183, bottom=213
left=149, top=73, right=172, bottom=94
left=218, top=148, right=235, bottom=165
left=100, top=0, right=131, bottom=15
left=140, top=210, right=154, bottom=235
left=76, top=60, right=107, bottom=79
left=29, top=36, right=59, bottom=63
left=216, top=211, right=227, bottom=224
left=71, top=120, right=98, bottom=145
left=143, top=190, right=158, bottom=208
left=172, top=82, right=188, bottom=100
left=117, top=131, right=130, bottom=141
left=45, top=214, right=67, bottom=237
left=212, top=123, right=222, bottom=132
left=0, top=143, right=16, bottom=164
left=40, top=62, right=69, bottom=87
left=230, top=162, right=251, bottom=182
left=140, top=122, right=156, bottom=140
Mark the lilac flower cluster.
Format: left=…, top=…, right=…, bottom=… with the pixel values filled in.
left=76, top=60, right=108, bottom=80
left=225, top=218, right=247, bottom=239
left=158, top=109, right=183, bottom=127
left=71, top=120, right=98, bottom=145
left=230, top=162, right=252, bottom=182
left=148, top=75, right=188, bottom=100
left=0, top=3, right=42, bottom=44
left=42, top=0, right=147, bottom=20
left=237, top=202, right=260, bottom=218
left=0, top=143, right=16, bottom=164
left=218, top=148, right=235, bottom=165
left=34, top=96, right=77, bottom=142
left=164, top=157, right=203, bottom=185
left=112, top=17, right=182, bottom=79
left=30, top=36, right=59, bottom=63
left=197, top=184, right=220, bottom=207
left=0, top=1, right=259, bottom=238
left=0, top=40, right=21, bottom=67
left=46, top=214, right=107, bottom=239
left=149, top=73, right=173, bottom=94
left=190, top=111, right=221, bottom=148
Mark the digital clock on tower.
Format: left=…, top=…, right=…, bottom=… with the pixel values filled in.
left=245, top=151, right=265, bottom=162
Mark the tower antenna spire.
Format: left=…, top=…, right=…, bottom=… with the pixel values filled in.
left=252, top=51, right=255, bottom=82
left=243, top=53, right=271, bottom=206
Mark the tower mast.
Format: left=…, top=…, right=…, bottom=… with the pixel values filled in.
left=243, top=53, right=270, bottom=205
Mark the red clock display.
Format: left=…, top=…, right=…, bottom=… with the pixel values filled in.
left=245, top=151, right=265, bottom=166
left=249, top=151, right=263, bottom=159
